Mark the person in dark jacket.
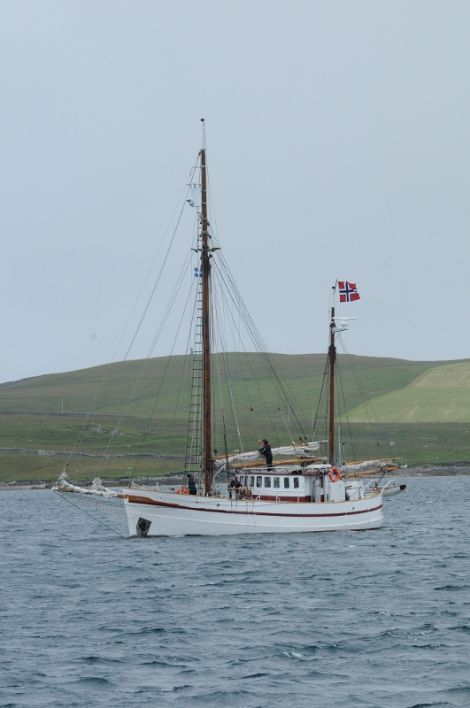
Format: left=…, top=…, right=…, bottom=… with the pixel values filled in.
left=187, top=474, right=197, bottom=495
left=258, top=439, right=273, bottom=469
left=228, top=477, right=242, bottom=499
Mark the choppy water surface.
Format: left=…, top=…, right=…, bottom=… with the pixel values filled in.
left=1, top=477, right=469, bottom=707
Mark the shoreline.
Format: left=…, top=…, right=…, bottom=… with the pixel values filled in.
left=1, top=465, right=470, bottom=491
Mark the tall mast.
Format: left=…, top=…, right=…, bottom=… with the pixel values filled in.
left=328, top=304, right=336, bottom=465
left=199, top=119, right=213, bottom=494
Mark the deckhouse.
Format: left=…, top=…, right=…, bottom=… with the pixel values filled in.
left=233, top=465, right=365, bottom=504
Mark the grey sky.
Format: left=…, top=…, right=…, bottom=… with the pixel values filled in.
left=0, top=1, right=469, bottom=384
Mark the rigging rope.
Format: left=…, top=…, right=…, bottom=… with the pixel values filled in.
left=123, top=174, right=197, bottom=362
left=58, top=491, right=127, bottom=539
left=335, top=359, right=359, bottom=462
left=212, top=255, right=308, bottom=441
left=62, top=159, right=200, bottom=473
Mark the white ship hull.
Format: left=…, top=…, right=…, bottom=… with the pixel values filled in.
left=122, top=489, right=384, bottom=536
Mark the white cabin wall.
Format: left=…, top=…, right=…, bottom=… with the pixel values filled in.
left=325, top=478, right=346, bottom=502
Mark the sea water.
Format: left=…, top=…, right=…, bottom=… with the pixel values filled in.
left=0, top=476, right=469, bottom=708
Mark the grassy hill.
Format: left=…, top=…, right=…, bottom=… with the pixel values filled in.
left=349, top=361, right=470, bottom=423
left=1, top=353, right=469, bottom=483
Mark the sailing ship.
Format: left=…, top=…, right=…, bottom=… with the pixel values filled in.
left=54, top=124, right=390, bottom=536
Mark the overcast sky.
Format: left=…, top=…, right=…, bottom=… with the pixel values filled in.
left=0, top=1, right=469, bottom=384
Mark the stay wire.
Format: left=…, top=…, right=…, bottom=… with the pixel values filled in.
left=335, top=359, right=359, bottom=462
left=311, top=357, right=329, bottom=440
left=62, top=158, right=199, bottom=473
left=114, top=164, right=198, bottom=363
left=211, top=264, right=286, bottom=444
left=210, top=277, right=249, bottom=451
left=58, top=492, right=127, bottom=539
left=213, top=255, right=307, bottom=440
left=127, top=275, right=199, bottom=480
left=123, top=179, right=195, bottom=362
left=337, top=334, right=387, bottom=452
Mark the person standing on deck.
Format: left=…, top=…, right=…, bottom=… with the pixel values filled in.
left=258, top=439, right=273, bottom=469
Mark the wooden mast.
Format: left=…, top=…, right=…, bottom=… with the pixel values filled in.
left=328, top=304, right=336, bottom=465
left=200, top=120, right=213, bottom=494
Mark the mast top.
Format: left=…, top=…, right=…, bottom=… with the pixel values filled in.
left=200, top=117, right=206, bottom=151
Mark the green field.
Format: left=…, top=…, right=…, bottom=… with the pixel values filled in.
left=349, top=361, right=470, bottom=423
left=1, top=353, right=469, bottom=483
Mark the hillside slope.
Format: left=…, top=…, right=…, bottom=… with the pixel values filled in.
left=348, top=361, right=470, bottom=423
left=0, top=353, right=437, bottom=416
left=1, top=353, right=469, bottom=481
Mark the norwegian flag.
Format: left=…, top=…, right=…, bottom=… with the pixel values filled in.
left=338, top=281, right=360, bottom=302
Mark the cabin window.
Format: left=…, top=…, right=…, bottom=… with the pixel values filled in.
left=293, top=477, right=300, bottom=489
left=249, top=476, right=254, bottom=487
left=256, top=476, right=262, bottom=488
left=273, top=477, right=280, bottom=488
left=264, top=477, right=271, bottom=488
left=284, top=478, right=290, bottom=489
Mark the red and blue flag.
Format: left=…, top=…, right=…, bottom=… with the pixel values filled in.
left=338, top=281, right=360, bottom=302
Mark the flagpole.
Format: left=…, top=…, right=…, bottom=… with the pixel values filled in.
left=328, top=283, right=337, bottom=465
left=328, top=280, right=360, bottom=465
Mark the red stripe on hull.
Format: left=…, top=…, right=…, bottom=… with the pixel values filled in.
left=249, top=495, right=311, bottom=502
left=125, top=494, right=382, bottom=518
